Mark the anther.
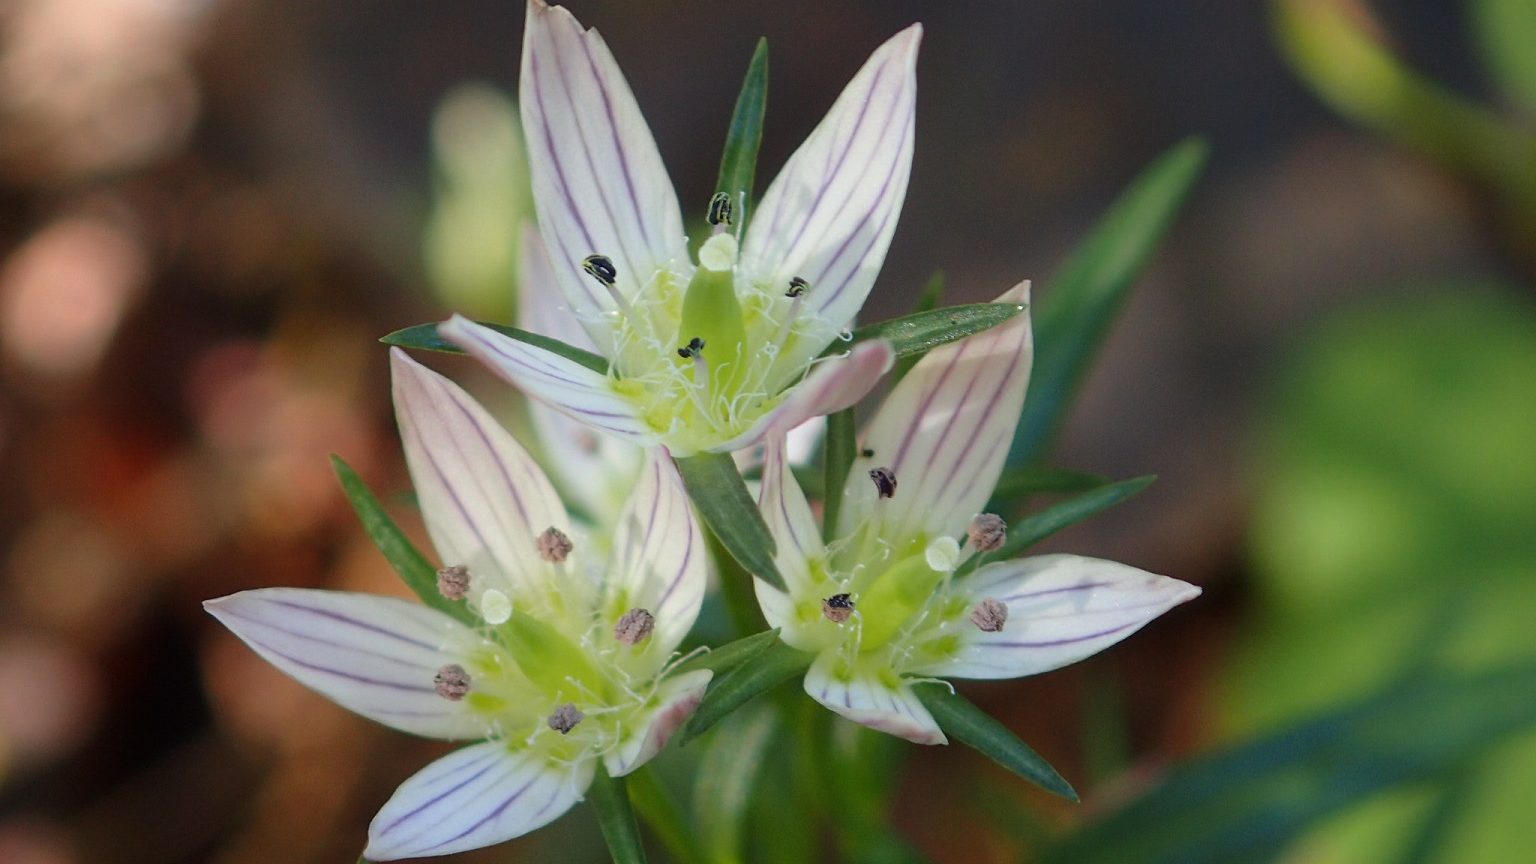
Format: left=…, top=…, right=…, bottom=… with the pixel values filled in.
left=547, top=702, right=585, bottom=734
left=786, top=277, right=809, bottom=299
left=581, top=254, right=617, bottom=286
left=707, top=192, right=733, bottom=228
left=861, top=448, right=875, bottom=459
left=969, top=598, right=1009, bottom=633
left=967, top=514, right=1007, bottom=553
left=434, top=664, right=471, bottom=700
left=436, top=565, right=470, bottom=601
left=614, top=608, right=656, bottom=645
left=869, top=467, right=897, bottom=499
left=822, top=593, right=855, bottom=624
left=479, top=589, right=512, bottom=626
left=537, top=527, right=573, bottom=563
left=677, top=336, right=706, bottom=359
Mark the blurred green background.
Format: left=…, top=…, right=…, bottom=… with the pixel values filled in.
left=0, top=0, right=1533, bottom=862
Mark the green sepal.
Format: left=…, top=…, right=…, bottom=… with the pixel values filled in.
left=589, top=766, right=648, bottom=864
left=825, top=302, right=1025, bottom=362
left=821, top=408, right=857, bottom=543
left=331, top=455, right=475, bottom=627
left=962, top=476, right=1154, bottom=576
left=381, top=321, right=609, bottom=374
left=1009, top=139, right=1206, bottom=466
left=675, top=452, right=783, bottom=591
left=714, top=39, right=768, bottom=232
left=913, top=682, right=1078, bottom=802
left=681, top=639, right=814, bottom=743
left=674, top=628, right=780, bottom=677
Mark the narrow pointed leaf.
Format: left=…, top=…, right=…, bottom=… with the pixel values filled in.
left=715, top=39, right=768, bottom=231
left=627, top=767, right=707, bottom=864
left=822, top=408, right=856, bottom=543
left=674, top=628, right=780, bottom=677
left=824, top=302, right=1024, bottom=361
left=695, top=704, right=780, bottom=864
left=914, top=683, right=1077, bottom=801
left=381, top=321, right=609, bottom=374
left=963, top=476, right=1154, bottom=575
left=589, top=767, right=647, bottom=864
left=989, top=466, right=1112, bottom=502
left=330, top=454, right=475, bottom=627
left=1009, top=139, right=1206, bottom=466
left=682, top=640, right=814, bottom=743
left=893, top=269, right=948, bottom=381
left=675, top=452, right=783, bottom=590
left=1041, top=663, right=1536, bottom=864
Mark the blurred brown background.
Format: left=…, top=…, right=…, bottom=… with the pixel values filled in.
left=0, top=1, right=1521, bottom=862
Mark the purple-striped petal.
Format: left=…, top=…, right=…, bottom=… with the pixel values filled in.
left=365, top=741, right=591, bottom=861
left=753, top=438, right=825, bottom=636
left=714, top=339, right=894, bottom=453
left=438, top=316, right=657, bottom=446
left=803, top=651, right=945, bottom=745
left=838, top=283, right=1031, bottom=545
left=391, top=349, right=582, bottom=610
left=603, top=668, right=712, bottom=777
left=518, top=223, right=647, bottom=527
left=913, top=554, right=1201, bottom=680
left=741, top=24, right=920, bottom=354
left=204, top=588, right=487, bottom=740
left=603, top=449, right=706, bottom=655
left=521, top=0, right=687, bottom=350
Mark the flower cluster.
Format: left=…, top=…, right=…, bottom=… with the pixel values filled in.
left=205, top=1, right=1199, bottom=859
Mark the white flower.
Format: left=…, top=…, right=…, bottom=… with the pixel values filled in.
left=753, top=283, right=1200, bottom=743
left=206, top=349, right=710, bottom=860
left=439, top=0, right=920, bottom=456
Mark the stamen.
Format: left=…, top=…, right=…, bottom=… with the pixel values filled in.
left=822, top=593, right=855, bottom=624
left=537, top=527, right=574, bottom=563
left=707, top=192, right=733, bottom=232
left=770, top=277, right=809, bottom=355
left=678, top=337, right=709, bottom=391
left=582, top=253, right=633, bottom=318
left=869, top=467, right=897, bottom=499
left=969, top=598, right=1009, bottom=633
left=434, top=664, right=471, bottom=700
left=547, top=702, right=585, bottom=734
left=785, top=277, right=809, bottom=298
left=613, top=608, right=656, bottom=645
left=861, top=448, right=875, bottom=459
left=967, top=514, right=1007, bottom=553
left=479, top=589, right=512, bottom=626
left=436, top=565, right=470, bottom=601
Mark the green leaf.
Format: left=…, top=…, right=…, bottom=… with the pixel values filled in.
left=913, top=683, right=1078, bottom=801
left=675, top=452, right=783, bottom=591
left=961, top=476, right=1154, bottom=576
left=694, top=704, right=781, bottom=864
left=1474, top=0, right=1536, bottom=115
left=331, top=455, right=475, bottom=627
left=1041, top=663, right=1536, bottom=864
left=989, top=466, right=1111, bottom=502
left=674, top=628, right=780, bottom=677
left=822, top=408, right=856, bottom=543
left=627, top=767, right=706, bottom=864
left=825, top=302, right=1024, bottom=362
left=1009, top=140, right=1206, bottom=466
left=588, top=766, right=647, bottom=864
left=892, top=270, right=948, bottom=382
left=381, top=321, right=609, bottom=374
left=715, top=39, right=768, bottom=232
left=682, top=640, right=814, bottom=743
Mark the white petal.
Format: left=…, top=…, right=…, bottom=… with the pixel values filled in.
left=714, top=339, right=894, bottom=453
left=916, top=554, right=1201, bottom=680
left=803, top=651, right=945, bottom=745
left=519, top=224, right=647, bottom=526
left=602, top=668, right=713, bottom=777
left=365, top=742, right=592, bottom=861
left=439, top=315, right=658, bottom=446
left=756, top=437, right=824, bottom=602
left=204, top=588, right=486, bottom=740
left=603, top=449, right=707, bottom=654
left=521, top=0, right=687, bottom=349
left=839, top=283, right=1032, bottom=545
left=742, top=25, right=920, bottom=349
left=391, top=349, right=576, bottom=606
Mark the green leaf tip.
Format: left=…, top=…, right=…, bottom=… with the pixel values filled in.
left=675, top=452, right=783, bottom=590
left=681, top=639, right=813, bottom=744
left=961, top=475, right=1155, bottom=576
left=715, top=38, right=769, bottom=232
left=381, top=320, right=609, bottom=375
left=915, top=683, right=1078, bottom=802
left=827, top=302, right=1025, bottom=362
left=589, top=767, right=648, bottom=864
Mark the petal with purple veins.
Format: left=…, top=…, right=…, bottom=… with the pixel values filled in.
left=603, top=668, right=713, bottom=777
left=803, top=651, right=946, bottom=745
